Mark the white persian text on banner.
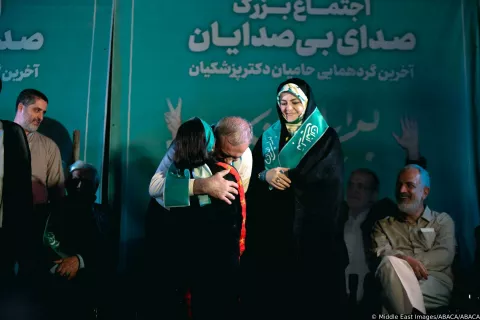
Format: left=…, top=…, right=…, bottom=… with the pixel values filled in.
left=0, top=30, right=44, bottom=51
left=188, top=23, right=415, bottom=56
left=188, top=61, right=414, bottom=82
left=233, top=0, right=371, bottom=22
left=1, top=64, right=41, bottom=82
left=0, top=3, right=44, bottom=51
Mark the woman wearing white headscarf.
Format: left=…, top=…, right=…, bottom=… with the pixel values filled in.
left=242, top=78, right=347, bottom=319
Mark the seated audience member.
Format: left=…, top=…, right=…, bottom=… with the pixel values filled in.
left=372, top=165, right=455, bottom=314
left=342, top=168, right=382, bottom=311
left=341, top=118, right=427, bottom=313
left=43, top=161, right=109, bottom=320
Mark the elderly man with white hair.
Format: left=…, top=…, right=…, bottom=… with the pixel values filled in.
left=45, top=160, right=103, bottom=279
left=372, top=164, right=456, bottom=314
left=43, top=160, right=108, bottom=320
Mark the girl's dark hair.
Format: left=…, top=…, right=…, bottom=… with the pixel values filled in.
left=173, top=118, right=210, bottom=170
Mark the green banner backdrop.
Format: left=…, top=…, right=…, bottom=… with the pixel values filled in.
left=0, top=0, right=113, bottom=200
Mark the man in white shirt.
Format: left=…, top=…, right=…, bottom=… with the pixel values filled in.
left=343, top=168, right=380, bottom=303
left=149, top=116, right=253, bottom=207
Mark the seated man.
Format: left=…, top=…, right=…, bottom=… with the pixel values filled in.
left=372, top=164, right=455, bottom=314
left=149, top=116, right=253, bottom=207
left=43, top=161, right=109, bottom=320
left=342, top=118, right=427, bottom=312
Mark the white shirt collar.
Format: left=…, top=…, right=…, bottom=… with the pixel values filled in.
left=348, top=209, right=369, bottom=223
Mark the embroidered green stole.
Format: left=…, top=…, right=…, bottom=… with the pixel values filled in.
left=164, top=163, right=212, bottom=208
left=43, top=214, right=68, bottom=259
left=163, top=159, right=243, bottom=208
left=262, top=108, right=329, bottom=170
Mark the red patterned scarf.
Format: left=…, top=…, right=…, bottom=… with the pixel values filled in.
left=215, top=162, right=247, bottom=256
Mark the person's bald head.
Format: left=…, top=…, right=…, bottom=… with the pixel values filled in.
left=214, top=117, right=252, bottom=164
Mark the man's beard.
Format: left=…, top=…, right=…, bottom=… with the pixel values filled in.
left=23, top=120, right=39, bottom=132
left=397, top=197, right=423, bottom=214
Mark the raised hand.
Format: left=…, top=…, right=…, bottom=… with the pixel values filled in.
left=392, top=117, right=419, bottom=160
left=165, top=98, right=182, bottom=139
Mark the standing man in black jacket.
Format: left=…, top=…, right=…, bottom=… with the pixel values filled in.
left=0, top=79, right=44, bottom=319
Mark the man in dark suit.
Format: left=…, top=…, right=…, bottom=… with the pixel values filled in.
left=0, top=79, right=44, bottom=319
left=43, top=160, right=110, bottom=320
left=0, top=120, right=36, bottom=285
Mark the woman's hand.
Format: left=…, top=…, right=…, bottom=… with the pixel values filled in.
left=266, top=167, right=291, bottom=190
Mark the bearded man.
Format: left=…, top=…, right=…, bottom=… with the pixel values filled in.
left=371, top=164, right=455, bottom=314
